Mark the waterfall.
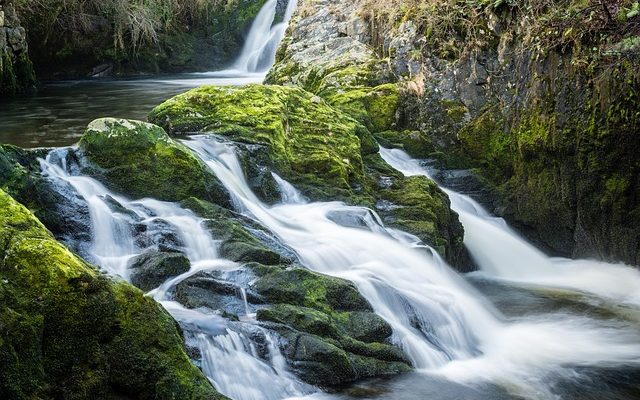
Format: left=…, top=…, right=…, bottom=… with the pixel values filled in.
left=185, top=136, right=640, bottom=399
left=37, top=141, right=640, bottom=400
left=233, top=0, right=298, bottom=73
left=38, top=148, right=313, bottom=400
left=379, top=147, right=640, bottom=307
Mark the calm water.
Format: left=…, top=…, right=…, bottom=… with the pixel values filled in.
left=0, top=71, right=263, bottom=148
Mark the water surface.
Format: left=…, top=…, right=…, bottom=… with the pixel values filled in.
left=0, top=72, right=263, bottom=148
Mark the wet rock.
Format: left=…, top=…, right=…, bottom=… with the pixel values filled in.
left=128, top=250, right=191, bottom=292
left=252, top=266, right=372, bottom=312
left=0, top=189, right=222, bottom=399
left=174, top=270, right=261, bottom=316
left=149, top=85, right=372, bottom=203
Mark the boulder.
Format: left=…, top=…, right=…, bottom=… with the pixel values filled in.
left=78, top=118, right=229, bottom=205
left=0, top=189, right=224, bottom=399
left=149, top=85, right=374, bottom=202
left=128, top=250, right=191, bottom=292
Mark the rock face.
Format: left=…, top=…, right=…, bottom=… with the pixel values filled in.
left=0, top=0, right=35, bottom=98
left=0, top=188, right=225, bottom=399
left=269, top=0, right=640, bottom=266
left=78, top=118, right=230, bottom=205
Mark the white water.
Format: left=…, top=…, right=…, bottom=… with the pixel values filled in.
left=39, top=148, right=312, bottom=400
left=185, top=136, right=640, bottom=399
left=379, top=147, right=640, bottom=307
left=233, top=0, right=298, bottom=73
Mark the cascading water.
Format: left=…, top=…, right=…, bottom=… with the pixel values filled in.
left=185, top=136, right=640, bottom=399
left=233, top=0, right=298, bottom=73
left=379, top=147, right=640, bottom=307
left=38, top=148, right=313, bottom=400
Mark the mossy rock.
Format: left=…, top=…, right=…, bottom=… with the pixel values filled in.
left=78, top=118, right=229, bottom=205
left=374, top=130, right=437, bottom=159
left=258, top=304, right=341, bottom=339
left=323, top=83, right=400, bottom=134
left=181, top=197, right=287, bottom=265
left=0, top=189, right=225, bottom=399
left=128, top=250, right=191, bottom=292
left=0, top=145, right=92, bottom=243
left=251, top=266, right=372, bottom=313
left=149, top=85, right=374, bottom=202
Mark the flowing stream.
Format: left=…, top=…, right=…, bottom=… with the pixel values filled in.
left=379, top=147, right=640, bottom=308
left=39, top=148, right=313, bottom=400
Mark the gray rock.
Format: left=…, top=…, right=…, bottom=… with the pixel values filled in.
left=174, top=270, right=262, bottom=316
left=128, top=250, right=190, bottom=292
left=7, top=26, right=25, bottom=51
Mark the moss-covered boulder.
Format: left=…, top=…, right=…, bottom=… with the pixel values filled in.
left=0, top=189, right=225, bottom=399
left=149, top=85, right=374, bottom=202
left=78, top=118, right=229, bottom=205
left=251, top=265, right=411, bottom=385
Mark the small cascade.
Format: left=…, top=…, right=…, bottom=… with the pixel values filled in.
left=38, top=148, right=313, bottom=400
left=233, top=0, right=298, bottom=73
left=185, top=136, right=640, bottom=399
left=379, top=147, right=640, bottom=307
left=185, top=136, right=501, bottom=367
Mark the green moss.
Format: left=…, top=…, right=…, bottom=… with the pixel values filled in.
left=1, top=51, right=17, bottom=97
left=324, top=83, right=400, bottom=133
left=440, top=99, right=469, bottom=124
left=258, top=304, right=340, bottom=339
left=0, top=189, right=224, bottom=399
left=252, top=266, right=372, bottom=314
left=455, top=106, right=512, bottom=179
left=78, top=118, right=228, bottom=205
left=149, top=85, right=371, bottom=201
left=378, top=175, right=464, bottom=259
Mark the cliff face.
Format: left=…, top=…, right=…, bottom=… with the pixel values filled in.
left=268, top=0, right=640, bottom=266
left=0, top=0, right=35, bottom=97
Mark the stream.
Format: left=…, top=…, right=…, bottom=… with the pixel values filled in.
left=2, top=0, right=640, bottom=398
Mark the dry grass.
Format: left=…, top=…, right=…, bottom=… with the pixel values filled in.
left=359, top=0, right=639, bottom=60
left=15, top=0, right=228, bottom=54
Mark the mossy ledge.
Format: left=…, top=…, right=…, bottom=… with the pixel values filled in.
left=78, top=117, right=230, bottom=206
left=0, top=188, right=225, bottom=399
left=150, top=84, right=465, bottom=267
left=149, top=84, right=372, bottom=203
